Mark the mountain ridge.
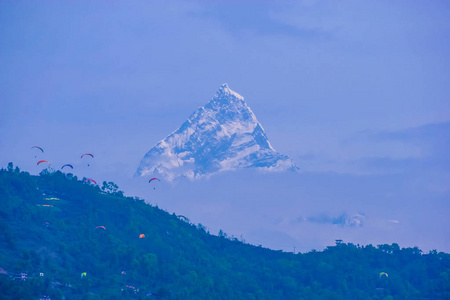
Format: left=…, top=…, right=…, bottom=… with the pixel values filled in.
left=136, top=84, right=298, bottom=181
left=1, top=165, right=449, bottom=299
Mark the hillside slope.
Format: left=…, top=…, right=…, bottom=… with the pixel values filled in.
left=0, top=164, right=449, bottom=299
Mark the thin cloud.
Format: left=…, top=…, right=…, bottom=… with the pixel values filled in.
left=340, top=121, right=450, bottom=174
left=191, top=2, right=330, bottom=39
left=296, top=212, right=366, bottom=228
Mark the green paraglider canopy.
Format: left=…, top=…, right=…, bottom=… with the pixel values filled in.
left=32, top=146, right=44, bottom=153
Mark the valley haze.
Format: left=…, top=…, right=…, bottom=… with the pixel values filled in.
left=1, top=1, right=449, bottom=254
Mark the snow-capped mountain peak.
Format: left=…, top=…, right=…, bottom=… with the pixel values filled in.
left=135, top=84, right=298, bottom=181
left=216, top=83, right=244, bottom=100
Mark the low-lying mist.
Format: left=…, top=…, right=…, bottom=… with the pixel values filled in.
left=116, top=169, right=449, bottom=253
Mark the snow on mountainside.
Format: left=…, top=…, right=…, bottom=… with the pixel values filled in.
left=135, top=84, right=299, bottom=181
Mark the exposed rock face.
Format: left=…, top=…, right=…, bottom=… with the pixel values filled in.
left=136, top=84, right=298, bottom=181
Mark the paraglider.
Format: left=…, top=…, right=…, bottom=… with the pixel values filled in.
left=139, top=234, right=145, bottom=239
left=31, top=146, right=44, bottom=158
left=81, top=153, right=94, bottom=166
left=81, top=272, right=87, bottom=278
left=37, top=160, right=50, bottom=166
left=149, top=178, right=160, bottom=190
left=95, top=226, right=106, bottom=230
left=61, top=164, right=73, bottom=170
left=32, top=146, right=44, bottom=153
left=84, top=178, right=97, bottom=185
left=379, top=272, right=388, bottom=278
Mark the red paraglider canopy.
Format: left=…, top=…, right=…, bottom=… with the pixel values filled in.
left=84, top=178, right=97, bottom=185
left=37, top=160, right=50, bottom=165
left=81, top=153, right=94, bottom=158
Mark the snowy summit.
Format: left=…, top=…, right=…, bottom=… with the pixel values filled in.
left=135, top=84, right=299, bottom=181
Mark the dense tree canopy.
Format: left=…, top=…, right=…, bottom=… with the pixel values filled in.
left=0, top=163, right=449, bottom=299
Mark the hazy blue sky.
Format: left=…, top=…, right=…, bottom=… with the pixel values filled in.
left=1, top=1, right=449, bottom=252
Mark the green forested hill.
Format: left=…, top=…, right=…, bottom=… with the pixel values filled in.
left=0, top=163, right=449, bottom=299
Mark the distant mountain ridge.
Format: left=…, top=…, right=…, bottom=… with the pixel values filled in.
left=136, top=84, right=298, bottom=180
